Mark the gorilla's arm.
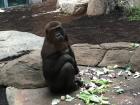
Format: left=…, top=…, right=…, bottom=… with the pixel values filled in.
left=43, top=53, right=76, bottom=77
left=54, top=54, right=76, bottom=72
left=68, top=46, right=79, bottom=74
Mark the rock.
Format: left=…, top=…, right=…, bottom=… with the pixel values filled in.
left=6, top=87, right=50, bottom=105
left=6, top=87, right=83, bottom=105
left=72, top=43, right=101, bottom=49
left=0, top=50, right=46, bottom=89
left=0, top=31, right=44, bottom=61
left=87, top=0, right=116, bottom=16
left=117, top=0, right=140, bottom=9
left=106, top=0, right=117, bottom=14
left=130, top=47, right=140, bottom=72
left=87, top=0, right=106, bottom=16
left=99, top=50, right=133, bottom=67
left=57, top=0, right=89, bottom=15
left=100, top=42, right=134, bottom=50
left=72, top=44, right=105, bottom=66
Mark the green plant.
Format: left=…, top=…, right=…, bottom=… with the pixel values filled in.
left=127, top=7, right=140, bottom=21
left=116, top=0, right=140, bottom=21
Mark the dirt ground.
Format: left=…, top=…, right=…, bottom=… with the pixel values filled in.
left=0, top=0, right=80, bottom=39
left=0, top=0, right=140, bottom=45
left=0, top=0, right=140, bottom=105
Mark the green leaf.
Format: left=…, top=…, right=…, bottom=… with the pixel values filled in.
left=91, top=79, right=109, bottom=86
left=89, top=94, right=100, bottom=103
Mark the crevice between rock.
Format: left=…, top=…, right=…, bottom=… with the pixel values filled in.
left=96, top=49, right=108, bottom=66
left=0, top=50, right=32, bottom=62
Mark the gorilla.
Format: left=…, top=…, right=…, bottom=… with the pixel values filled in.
left=41, top=21, right=81, bottom=93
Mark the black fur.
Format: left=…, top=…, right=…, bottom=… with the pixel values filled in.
left=41, top=21, right=80, bottom=93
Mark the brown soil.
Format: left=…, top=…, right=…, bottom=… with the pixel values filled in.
left=0, top=0, right=140, bottom=45
left=0, top=0, right=81, bottom=38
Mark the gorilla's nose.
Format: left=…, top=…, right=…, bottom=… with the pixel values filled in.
left=56, top=33, right=61, bottom=38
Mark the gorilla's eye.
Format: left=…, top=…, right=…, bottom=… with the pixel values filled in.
left=55, top=27, right=64, bottom=36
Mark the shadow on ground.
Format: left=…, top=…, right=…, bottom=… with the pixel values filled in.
left=0, top=86, right=8, bottom=105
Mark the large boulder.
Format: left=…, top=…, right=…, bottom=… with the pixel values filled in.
left=6, top=87, right=51, bottom=105
left=100, top=42, right=134, bottom=50
left=6, top=87, right=83, bottom=105
left=0, top=31, right=44, bottom=61
left=0, top=50, right=46, bottom=89
left=87, top=0, right=116, bottom=16
left=130, top=47, right=140, bottom=72
left=72, top=44, right=105, bottom=66
left=57, top=0, right=89, bottom=15
left=99, top=50, right=134, bottom=67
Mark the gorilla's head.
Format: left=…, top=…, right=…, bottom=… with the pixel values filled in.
left=45, top=21, right=68, bottom=43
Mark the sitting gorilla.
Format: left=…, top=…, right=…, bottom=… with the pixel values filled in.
left=41, top=21, right=81, bottom=93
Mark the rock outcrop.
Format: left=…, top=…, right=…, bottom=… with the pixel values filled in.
left=72, top=43, right=140, bottom=72
left=0, top=50, right=46, bottom=89
left=56, top=0, right=89, bottom=15
left=87, top=0, right=116, bottom=16
left=0, top=31, right=44, bottom=61
left=1, top=40, right=140, bottom=89
left=57, top=0, right=140, bottom=16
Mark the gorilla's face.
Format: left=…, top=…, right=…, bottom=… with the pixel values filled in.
left=45, top=21, right=68, bottom=44
left=53, top=27, right=65, bottom=42
left=48, top=27, right=66, bottom=43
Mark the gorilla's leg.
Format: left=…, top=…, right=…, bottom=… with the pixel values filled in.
left=50, top=62, right=79, bottom=93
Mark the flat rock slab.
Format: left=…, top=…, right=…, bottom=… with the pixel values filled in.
left=99, top=50, right=134, bottom=67
left=72, top=43, right=140, bottom=72
left=100, top=42, right=134, bottom=50
left=130, top=47, right=140, bottom=72
left=72, top=44, right=105, bottom=66
left=0, top=50, right=46, bottom=89
left=6, top=87, right=84, bottom=105
left=0, top=31, right=44, bottom=60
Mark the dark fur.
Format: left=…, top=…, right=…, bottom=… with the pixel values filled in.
left=41, top=21, right=79, bottom=93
